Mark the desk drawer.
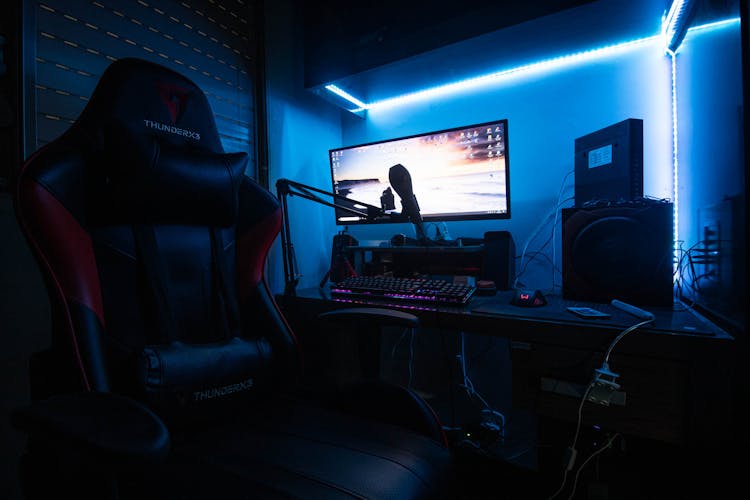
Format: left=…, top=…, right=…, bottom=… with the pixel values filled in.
left=511, top=343, right=689, bottom=444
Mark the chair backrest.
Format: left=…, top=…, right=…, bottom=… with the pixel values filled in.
left=15, top=58, right=299, bottom=422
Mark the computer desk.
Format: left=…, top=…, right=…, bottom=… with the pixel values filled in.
left=276, top=287, right=735, bottom=449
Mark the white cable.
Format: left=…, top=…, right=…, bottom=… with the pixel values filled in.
left=603, top=319, right=653, bottom=365
left=515, top=208, right=556, bottom=288
left=514, top=170, right=574, bottom=289
left=571, top=383, right=593, bottom=453
left=567, top=433, right=621, bottom=500
left=548, top=469, right=570, bottom=500
left=390, top=327, right=416, bottom=388
left=391, top=327, right=409, bottom=358
left=515, top=195, right=574, bottom=287
left=551, top=170, right=574, bottom=292
left=548, top=382, right=593, bottom=499
left=551, top=318, right=650, bottom=499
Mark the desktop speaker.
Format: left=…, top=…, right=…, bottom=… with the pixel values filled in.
left=323, top=232, right=358, bottom=284
left=562, top=201, right=673, bottom=306
left=481, top=231, right=515, bottom=290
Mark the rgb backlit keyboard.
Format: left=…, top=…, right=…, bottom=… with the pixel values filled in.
left=331, top=276, right=476, bottom=306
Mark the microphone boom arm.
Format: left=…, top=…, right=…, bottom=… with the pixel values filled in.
left=275, top=178, right=392, bottom=296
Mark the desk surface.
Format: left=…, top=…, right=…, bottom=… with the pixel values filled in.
left=279, top=287, right=734, bottom=358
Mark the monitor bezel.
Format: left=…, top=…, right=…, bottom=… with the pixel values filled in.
left=328, top=118, right=511, bottom=225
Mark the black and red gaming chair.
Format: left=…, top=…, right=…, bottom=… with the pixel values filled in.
left=11, top=57, right=455, bottom=499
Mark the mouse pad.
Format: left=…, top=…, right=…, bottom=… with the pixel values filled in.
left=470, top=293, right=718, bottom=336
left=472, top=294, right=615, bottom=323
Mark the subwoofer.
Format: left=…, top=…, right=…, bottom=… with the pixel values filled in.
left=562, top=201, right=674, bottom=306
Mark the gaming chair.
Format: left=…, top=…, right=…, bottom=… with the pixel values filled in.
left=11, top=57, right=454, bottom=499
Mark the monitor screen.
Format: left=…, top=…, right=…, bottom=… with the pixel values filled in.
left=329, top=119, right=510, bottom=225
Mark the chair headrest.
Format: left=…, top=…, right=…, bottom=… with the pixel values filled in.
left=56, top=58, right=247, bottom=226
left=77, top=57, right=223, bottom=153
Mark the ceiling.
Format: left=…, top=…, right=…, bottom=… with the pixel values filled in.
left=303, top=0, right=600, bottom=89
left=301, top=0, right=741, bottom=111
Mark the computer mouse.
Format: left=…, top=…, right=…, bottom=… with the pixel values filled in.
left=512, top=289, right=547, bottom=307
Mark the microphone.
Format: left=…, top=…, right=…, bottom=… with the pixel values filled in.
left=388, top=164, right=427, bottom=242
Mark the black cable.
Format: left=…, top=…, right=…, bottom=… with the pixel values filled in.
left=438, top=328, right=457, bottom=429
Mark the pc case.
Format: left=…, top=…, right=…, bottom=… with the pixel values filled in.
left=574, top=118, right=643, bottom=207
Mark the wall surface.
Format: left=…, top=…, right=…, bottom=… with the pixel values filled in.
left=340, top=39, right=675, bottom=293
left=676, top=19, right=745, bottom=328
left=264, top=0, right=343, bottom=292
left=273, top=1, right=680, bottom=294
left=268, top=1, right=744, bottom=304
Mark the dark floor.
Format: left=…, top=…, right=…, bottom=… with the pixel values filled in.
left=450, top=415, right=742, bottom=500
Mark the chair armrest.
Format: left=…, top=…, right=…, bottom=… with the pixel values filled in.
left=317, top=309, right=445, bottom=443
left=11, top=391, right=170, bottom=463
left=334, top=379, right=449, bottom=448
left=318, top=307, right=419, bottom=328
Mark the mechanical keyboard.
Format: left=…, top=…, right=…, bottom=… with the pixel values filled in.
left=330, top=275, right=476, bottom=306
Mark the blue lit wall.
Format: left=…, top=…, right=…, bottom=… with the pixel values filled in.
left=676, top=22, right=743, bottom=250
left=265, top=0, right=343, bottom=291
left=266, top=0, right=744, bottom=296
left=340, top=40, right=673, bottom=292
left=674, top=19, right=744, bottom=323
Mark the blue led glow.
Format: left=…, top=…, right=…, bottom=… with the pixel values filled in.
left=371, top=36, right=664, bottom=111
left=665, top=16, right=739, bottom=259
left=324, top=84, right=368, bottom=111
left=668, top=48, right=680, bottom=256
left=686, top=17, right=741, bottom=34
left=321, top=7, right=741, bottom=283
left=325, top=36, right=661, bottom=112
left=323, top=16, right=740, bottom=113
left=662, top=0, right=689, bottom=51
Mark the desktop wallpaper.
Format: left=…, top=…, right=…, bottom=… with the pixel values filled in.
left=330, top=120, right=509, bottom=221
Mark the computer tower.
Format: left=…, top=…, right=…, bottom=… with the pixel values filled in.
left=562, top=201, right=673, bottom=306
left=481, top=231, right=515, bottom=290
left=574, top=118, right=643, bottom=207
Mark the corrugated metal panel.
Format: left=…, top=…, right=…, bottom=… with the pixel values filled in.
left=30, top=0, right=257, bottom=177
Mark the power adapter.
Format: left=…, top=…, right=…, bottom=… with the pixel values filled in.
left=587, top=364, right=621, bottom=406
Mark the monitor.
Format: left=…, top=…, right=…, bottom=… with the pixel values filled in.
left=329, top=119, right=511, bottom=225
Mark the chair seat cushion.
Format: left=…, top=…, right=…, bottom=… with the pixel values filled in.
left=143, top=395, right=455, bottom=499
